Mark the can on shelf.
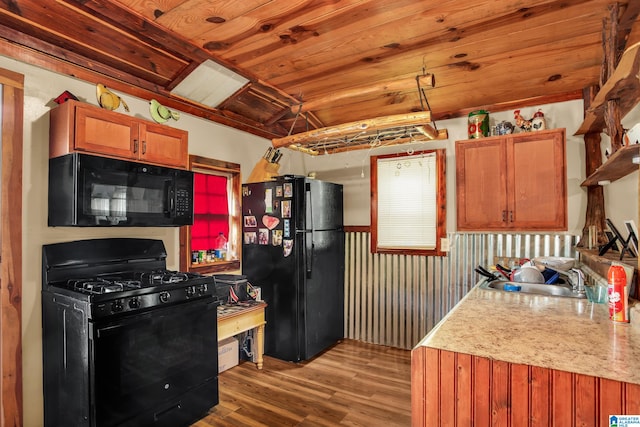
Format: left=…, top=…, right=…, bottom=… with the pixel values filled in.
left=468, top=110, right=490, bottom=138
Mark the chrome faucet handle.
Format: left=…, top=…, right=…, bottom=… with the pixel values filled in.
left=570, top=268, right=585, bottom=293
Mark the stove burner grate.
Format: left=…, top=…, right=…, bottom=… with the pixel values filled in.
left=69, top=278, right=143, bottom=294
left=138, top=271, right=191, bottom=284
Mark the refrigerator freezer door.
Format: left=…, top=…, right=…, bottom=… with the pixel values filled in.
left=295, top=178, right=343, bottom=232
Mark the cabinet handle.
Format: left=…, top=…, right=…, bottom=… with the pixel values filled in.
left=510, top=211, right=514, bottom=222
left=133, top=139, right=138, bottom=153
left=142, top=141, right=146, bottom=154
left=502, top=210, right=507, bottom=222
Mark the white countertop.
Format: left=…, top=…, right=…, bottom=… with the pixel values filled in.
left=417, top=282, right=640, bottom=384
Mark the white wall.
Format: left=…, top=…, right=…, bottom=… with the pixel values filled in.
left=605, top=102, right=640, bottom=229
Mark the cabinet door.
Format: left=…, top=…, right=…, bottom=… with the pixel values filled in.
left=456, top=138, right=509, bottom=230
left=508, top=130, right=566, bottom=230
left=75, top=105, right=137, bottom=160
left=139, top=122, right=188, bottom=169
left=456, top=129, right=567, bottom=231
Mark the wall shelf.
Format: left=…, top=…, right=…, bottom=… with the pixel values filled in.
left=575, top=41, right=640, bottom=136
left=580, top=144, right=640, bottom=186
left=577, top=247, right=638, bottom=295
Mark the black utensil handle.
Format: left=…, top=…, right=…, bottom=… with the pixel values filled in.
left=495, top=264, right=512, bottom=279
left=475, top=267, right=496, bottom=279
left=495, top=263, right=512, bottom=273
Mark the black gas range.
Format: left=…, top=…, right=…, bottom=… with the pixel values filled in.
left=48, top=269, right=217, bottom=320
left=42, top=238, right=220, bottom=427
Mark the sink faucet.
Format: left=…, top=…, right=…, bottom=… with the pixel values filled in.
left=562, top=268, right=585, bottom=294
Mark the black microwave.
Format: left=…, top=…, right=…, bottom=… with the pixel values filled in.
left=48, top=153, right=194, bottom=227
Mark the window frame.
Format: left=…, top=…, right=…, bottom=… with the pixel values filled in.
left=370, top=148, right=446, bottom=257
left=180, top=155, right=241, bottom=273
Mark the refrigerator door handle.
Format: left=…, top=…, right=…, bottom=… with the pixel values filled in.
left=305, top=181, right=313, bottom=232
left=304, top=181, right=314, bottom=278
left=305, top=231, right=313, bottom=278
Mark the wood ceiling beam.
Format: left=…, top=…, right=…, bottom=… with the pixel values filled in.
left=0, top=1, right=184, bottom=84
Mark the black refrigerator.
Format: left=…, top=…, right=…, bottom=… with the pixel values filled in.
left=242, top=175, right=344, bottom=362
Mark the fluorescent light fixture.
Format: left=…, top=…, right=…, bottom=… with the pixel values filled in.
left=170, top=59, right=249, bottom=108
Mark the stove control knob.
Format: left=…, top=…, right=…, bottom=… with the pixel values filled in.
left=111, top=300, right=124, bottom=313
left=128, top=297, right=140, bottom=309
left=185, top=286, right=196, bottom=298
left=159, top=291, right=171, bottom=304
left=197, top=284, right=208, bottom=296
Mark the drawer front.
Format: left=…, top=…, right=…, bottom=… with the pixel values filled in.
left=218, top=310, right=265, bottom=340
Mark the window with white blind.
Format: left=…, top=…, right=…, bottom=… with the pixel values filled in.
left=371, top=149, right=446, bottom=256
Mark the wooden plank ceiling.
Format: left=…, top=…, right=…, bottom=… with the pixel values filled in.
left=0, top=0, right=638, bottom=152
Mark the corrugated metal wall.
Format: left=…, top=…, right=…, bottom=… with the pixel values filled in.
left=344, top=232, right=580, bottom=350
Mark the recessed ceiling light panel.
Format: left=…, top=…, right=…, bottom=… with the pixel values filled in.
left=170, top=59, right=249, bottom=107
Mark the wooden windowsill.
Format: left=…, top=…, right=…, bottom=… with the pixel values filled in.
left=189, top=259, right=241, bottom=274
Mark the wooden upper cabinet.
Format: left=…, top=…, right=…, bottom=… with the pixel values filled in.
left=139, top=122, right=189, bottom=168
left=456, top=128, right=567, bottom=231
left=74, top=103, right=137, bottom=159
left=50, top=100, right=188, bottom=169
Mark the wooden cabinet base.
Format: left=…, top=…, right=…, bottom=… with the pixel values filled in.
left=412, top=346, right=640, bottom=426
left=217, top=302, right=266, bottom=370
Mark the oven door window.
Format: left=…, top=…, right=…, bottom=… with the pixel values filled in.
left=91, top=298, right=218, bottom=426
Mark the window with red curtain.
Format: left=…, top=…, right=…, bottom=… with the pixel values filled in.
left=191, top=172, right=230, bottom=251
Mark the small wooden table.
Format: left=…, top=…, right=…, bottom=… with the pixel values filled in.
left=217, top=301, right=267, bottom=369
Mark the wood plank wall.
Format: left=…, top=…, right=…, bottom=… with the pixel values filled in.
left=412, top=346, right=640, bottom=427
left=0, top=68, right=23, bottom=427
left=344, top=232, right=580, bottom=350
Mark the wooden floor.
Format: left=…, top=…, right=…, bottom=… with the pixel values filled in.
left=193, top=339, right=411, bottom=427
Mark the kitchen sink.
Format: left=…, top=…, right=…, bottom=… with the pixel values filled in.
left=480, top=280, right=586, bottom=299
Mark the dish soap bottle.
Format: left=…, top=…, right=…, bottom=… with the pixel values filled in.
left=214, top=232, right=228, bottom=260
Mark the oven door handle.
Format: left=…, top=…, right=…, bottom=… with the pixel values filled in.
left=94, top=298, right=217, bottom=338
